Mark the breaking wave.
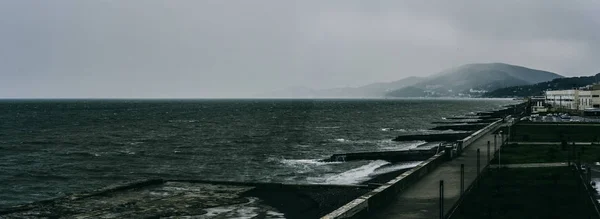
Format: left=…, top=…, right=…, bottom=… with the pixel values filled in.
left=324, top=160, right=390, bottom=184
left=201, top=197, right=285, bottom=219
left=279, top=158, right=340, bottom=167
left=371, top=161, right=422, bottom=175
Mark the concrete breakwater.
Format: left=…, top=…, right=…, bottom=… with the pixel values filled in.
left=394, top=102, right=527, bottom=142
left=0, top=179, right=371, bottom=219
left=393, top=132, right=472, bottom=142
left=432, top=118, right=498, bottom=124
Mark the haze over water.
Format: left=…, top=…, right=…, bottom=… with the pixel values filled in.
left=0, top=98, right=516, bottom=208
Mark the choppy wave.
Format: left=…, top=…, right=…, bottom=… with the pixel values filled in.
left=371, top=161, right=422, bottom=175
left=168, top=119, right=199, bottom=123
left=329, top=138, right=425, bottom=151
left=376, top=140, right=426, bottom=151
left=200, top=197, right=285, bottom=219
left=276, top=158, right=342, bottom=175
left=279, top=159, right=340, bottom=166
left=324, top=160, right=390, bottom=184
left=64, top=151, right=102, bottom=157
left=334, top=138, right=349, bottom=143
left=315, top=126, right=341, bottom=129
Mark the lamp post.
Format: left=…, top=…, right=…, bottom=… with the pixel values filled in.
left=499, top=131, right=503, bottom=168
left=508, top=118, right=511, bottom=143
left=494, top=134, right=497, bottom=153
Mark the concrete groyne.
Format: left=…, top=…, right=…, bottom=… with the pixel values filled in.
left=432, top=119, right=498, bottom=124
left=323, top=148, right=438, bottom=163
left=393, top=132, right=472, bottom=142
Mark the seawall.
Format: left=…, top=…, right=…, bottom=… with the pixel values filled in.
left=321, top=119, right=504, bottom=219
left=320, top=152, right=447, bottom=219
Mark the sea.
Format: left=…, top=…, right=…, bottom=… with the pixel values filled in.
left=0, top=98, right=516, bottom=209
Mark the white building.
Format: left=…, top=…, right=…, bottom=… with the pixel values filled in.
left=530, top=96, right=548, bottom=113
left=545, top=84, right=600, bottom=111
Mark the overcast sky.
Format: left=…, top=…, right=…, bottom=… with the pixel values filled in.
left=1, top=1, right=599, bottom=98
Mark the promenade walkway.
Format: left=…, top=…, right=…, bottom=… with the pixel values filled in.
left=489, top=162, right=568, bottom=168
left=508, top=141, right=596, bottom=145
left=371, top=125, right=503, bottom=219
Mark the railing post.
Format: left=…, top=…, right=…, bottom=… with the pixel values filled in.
left=568, top=145, right=571, bottom=166
left=572, top=142, right=576, bottom=166
left=497, top=143, right=501, bottom=171
left=440, top=180, right=444, bottom=219
left=461, top=164, right=465, bottom=196
left=494, top=134, right=497, bottom=153
left=487, top=141, right=490, bottom=164
left=477, top=148, right=481, bottom=186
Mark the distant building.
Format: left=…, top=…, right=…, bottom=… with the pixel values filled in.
left=530, top=96, right=547, bottom=113
left=545, top=84, right=600, bottom=115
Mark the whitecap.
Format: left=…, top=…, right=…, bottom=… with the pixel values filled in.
left=324, top=160, right=390, bottom=184
left=119, top=150, right=136, bottom=155
left=371, top=161, right=422, bottom=175
left=198, top=197, right=285, bottom=219
left=315, top=126, right=341, bottom=129
left=334, top=138, right=349, bottom=143
left=376, top=140, right=426, bottom=151
left=280, top=158, right=341, bottom=167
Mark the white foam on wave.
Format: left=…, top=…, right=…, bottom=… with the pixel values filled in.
left=316, top=126, right=341, bottom=129
left=592, top=178, right=600, bottom=202
left=277, top=158, right=341, bottom=174
left=324, top=160, right=390, bottom=184
left=371, top=161, right=422, bottom=175
left=198, top=197, right=285, bottom=219
left=392, top=128, right=411, bottom=133
left=334, top=138, right=349, bottom=143
left=377, top=140, right=426, bottom=151
left=280, top=159, right=340, bottom=166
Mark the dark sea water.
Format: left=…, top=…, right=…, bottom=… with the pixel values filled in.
left=0, top=98, right=516, bottom=208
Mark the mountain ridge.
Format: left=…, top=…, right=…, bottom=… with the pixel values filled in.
left=386, top=63, right=563, bottom=97
left=258, top=63, right=564, bottom=98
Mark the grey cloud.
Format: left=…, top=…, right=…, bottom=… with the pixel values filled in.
left=0, top=0, right=598, bottom=98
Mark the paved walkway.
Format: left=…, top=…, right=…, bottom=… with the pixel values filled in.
left=489, top=162, right=568, bottom=168
left=508, top=142, right=596, bottom=145
left=371, top=126, right=503, bottom=219
left=519, top=123, right=600, bottom=126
